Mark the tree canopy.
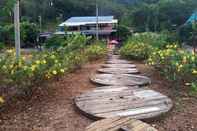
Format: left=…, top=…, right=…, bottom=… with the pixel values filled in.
left=0, top=0, right=197, bottom=32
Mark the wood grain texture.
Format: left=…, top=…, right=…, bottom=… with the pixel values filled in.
left=97, top=68, right=139, bottom=74
left=75, top=87, right=173, bottom=120
left=86, top=117, right=158, bottom=131
left=90, top=74, right=151, bottom=86
left=102, top=64, right=137, bottom=68
left=106, top=60, right=132, bottom=64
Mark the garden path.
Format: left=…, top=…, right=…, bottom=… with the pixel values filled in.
left=75, top=52, right=173, bottom=131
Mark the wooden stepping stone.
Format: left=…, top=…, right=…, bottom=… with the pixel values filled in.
left=97, top=68, right=139, bottom=74
left=102, top=64, right=136, bottom=68
left=108, top=54, right=120, bottom=58
left=86, top=117, right=158, bottom=131
left=106, top=60, right=132, bottom=64
left=90, top=74, right=151, bottom=86
left=95, top=86, right=141, bottom=90
left=75, top=87, right=173, bottom=120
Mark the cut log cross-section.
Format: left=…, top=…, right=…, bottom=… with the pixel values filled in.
left=90, top=74, right=151, bottom=86
left=97, top=68, right=139, bottom=74
left=102, top=64, right=136, bottom=68
left=75, top=87, right=173, bottom=120
left=106, top=60, right=132, bottom=64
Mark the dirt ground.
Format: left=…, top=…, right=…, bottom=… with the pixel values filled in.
left=0, top=59, right=197, bottom=131
left=0, top=60, right=103, bottom=131
left=136, top=61, right=197, bottom=131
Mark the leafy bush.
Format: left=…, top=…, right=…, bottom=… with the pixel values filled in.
left=120, top=32, right=180, bottom=60
left=0, top=42, right=5, bottom=50
left=0, top=37, right=106, bottom=96
left=62, top=35, right=89, bottom=52
left=178, top=22, right=197, bottom=45
left=45, top=34, right=89, bottom=51
left=0, top=24, right=14, bottom=45
left=117, top=25, right=132, bottom=41
left=20, top=22, right=39, bottom=47
left=45, top=35, right=65, bottom=49
left=120, top=42, right=153, bottom=60
left=0, top=22, right=39, bottom=47
left=148, top=45, right=197, bottom=90
left=85, top=41, right=107, bottom=61
left=130, top=32, right=170, bottom=49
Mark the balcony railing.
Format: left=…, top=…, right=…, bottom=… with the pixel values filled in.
left=66, top=29, right=117, bottom=35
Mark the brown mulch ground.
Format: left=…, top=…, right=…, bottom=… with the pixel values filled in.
left=0, top=59, right=197, bottom=131
left=136, top=61, right=197, bottom=131
left=0, top=60, right=103, bottom=131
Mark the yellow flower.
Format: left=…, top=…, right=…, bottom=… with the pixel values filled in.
left=179, top=64, right=183, bottom=68
left=191, top=56, right=195, bottom=61
left=22, top=56, right=26, bottom=60
left=45, top=74, right=51, bottom=79
left=6, top=49, right=14, bottom=53
left=52, top=70, right=57, bottom=75
left=177, top=64, right=183, bottom=72
left=55, top=60, right=58, bottom=63
left=51, top=55, right=56, bottom=59
left=0, top=97, right=4, bottom=104
left=31, top=65, right=36, bottom=71
left=2, top=65, right=6, bottom=69
left=60, top=69, right=65, bottom=73
left=192, top=69, right=197, bottom=75
left=42, top=60, right=47, bottom=64
left=192, top=51, right=195, bottom=55
left=9, top=65, right=14, bottom=69
left=23, top=66, right=28, bottom=70
left=182, top=56, right=187, bottom=63
left=35, top=60, right=41, bottom=65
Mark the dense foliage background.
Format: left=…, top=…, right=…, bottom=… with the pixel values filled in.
left=1, top=0, right=197, bottom=31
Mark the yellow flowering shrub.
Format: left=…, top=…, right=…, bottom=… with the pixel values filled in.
left=120, top=42, right=153, bottom=60
left=0, top=38, right=107, bottom=97
left=148, top=46, right=197, bottom=91
left=0, top=97, right=4, bottom=104
left=85, top=42, right=107, bottom=61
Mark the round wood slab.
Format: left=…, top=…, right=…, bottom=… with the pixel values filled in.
left=90, top=74, right=151, bottom=86
left=106, top=60, right=132, bottom=64
left=75, top=87, right=173, bottom=120
left=108, top=55, right=120, bottom=59
left=102, top=64, right=136, bottom=68
left=97, top=68, right=139, bottom=74
left=95, top=86, right=141, bottom=90
left=86, top=117, right=158, bottom=131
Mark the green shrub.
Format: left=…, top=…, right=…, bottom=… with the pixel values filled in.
left=0, top=22, right=39, bottom=47
left=130, top=32, right=169, bottom=49
left=45, top=35, right=65, bottom=49
left=62, top=34, right=89, bottom=52
left=190, top=82, right=197, bottom=93
left=120, top=32, right=180, bottom=60
left=20, top=22, right=39, bottom=47
left=0, top=37, right=106, bottom=95
left=120, top=42, right=153, bottom=60
left=85, top=42, right=107, bottom=61
left=0, top=24, right=14, bottom=45
left=45, top=34, right=89, bottom=50
left=148, top=45, right=197, bottom=91
left=117, top=25, right=132, bottom=41
left=0, top=42, right=5, bottom=50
